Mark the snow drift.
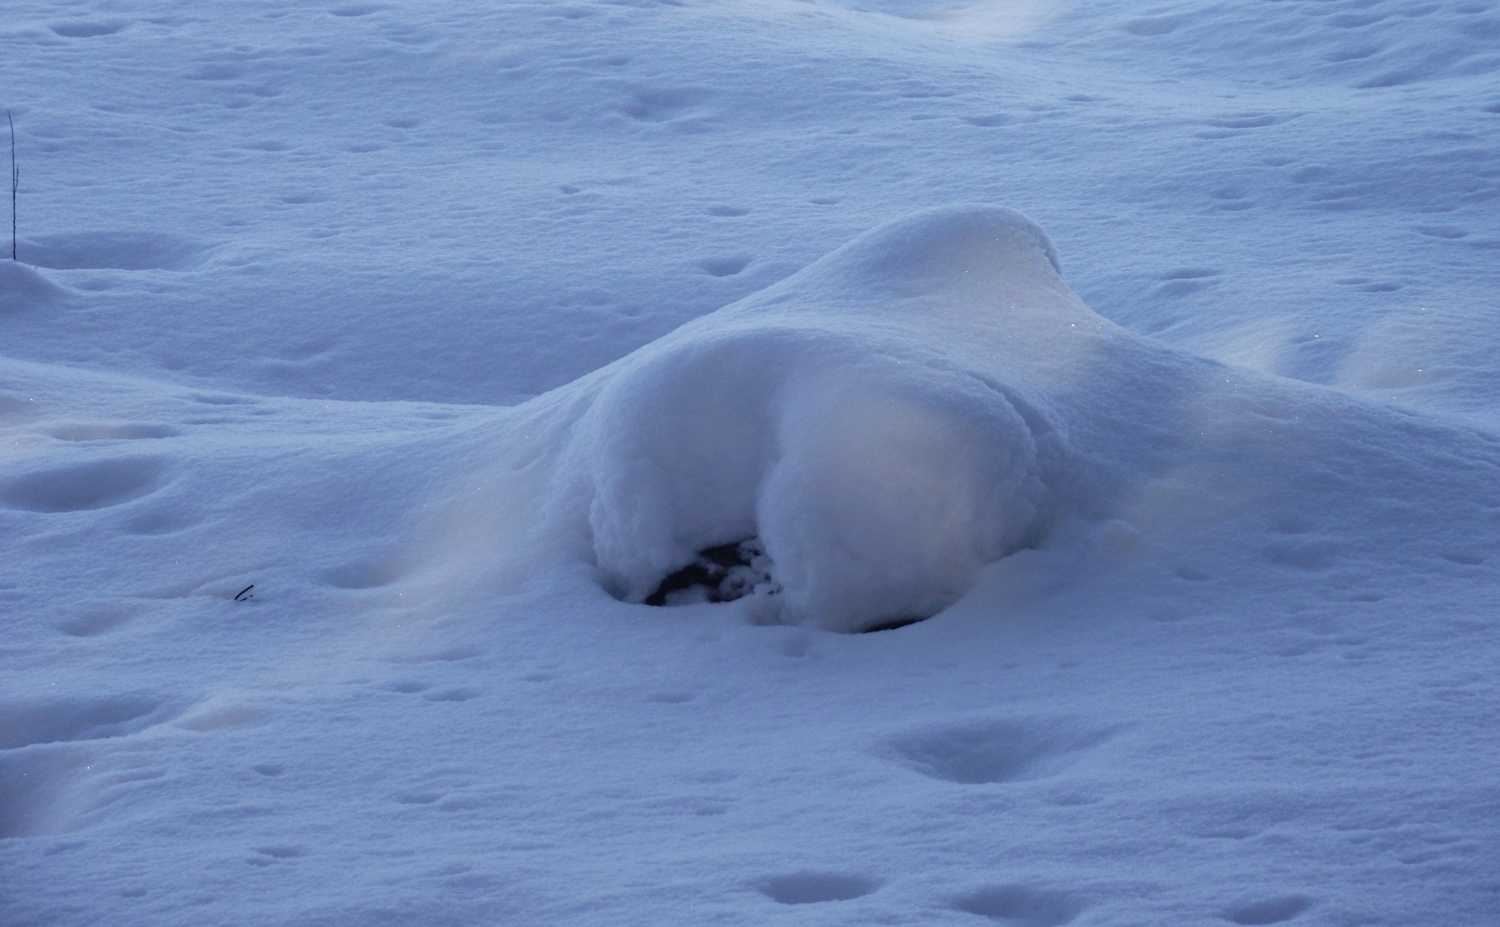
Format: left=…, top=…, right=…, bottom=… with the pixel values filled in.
left=518, top=205, right=1207, bottom=631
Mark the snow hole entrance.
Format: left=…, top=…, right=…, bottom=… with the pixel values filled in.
left=644, top=537, right=775, bottom=607
left=642, top=537, right=929, bottom=632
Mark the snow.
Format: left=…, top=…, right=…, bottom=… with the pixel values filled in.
left=574, top=207, right=1056, bottom=629
left=3, top=0, right=1500, bottom=925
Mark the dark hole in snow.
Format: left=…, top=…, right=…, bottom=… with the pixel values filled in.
left=645, top=538, right=774, bottom=606
left=643, top=537, right=933, bottom=631
left=860, top=615, right=928, bottom=633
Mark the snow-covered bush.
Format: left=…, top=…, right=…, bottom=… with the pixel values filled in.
left=563, top=206, right=1071, bottom=631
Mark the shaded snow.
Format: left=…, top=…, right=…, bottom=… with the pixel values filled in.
left=2, top=0, right=1499, bottom=925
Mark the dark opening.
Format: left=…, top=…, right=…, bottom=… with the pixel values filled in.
left=859, top=616, right=928, bottom=633
left=645, top=537, right=773, bottom=606
left=642, top=538, right=933, bottom=633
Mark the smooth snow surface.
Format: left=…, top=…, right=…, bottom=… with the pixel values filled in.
left=3, top=0, right=1500, bottom=925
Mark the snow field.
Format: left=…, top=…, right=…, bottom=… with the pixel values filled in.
left=2, top=0, right=1500, bottom=924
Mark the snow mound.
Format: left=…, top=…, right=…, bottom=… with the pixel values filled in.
left=564, top=206, right=1082, bottom=632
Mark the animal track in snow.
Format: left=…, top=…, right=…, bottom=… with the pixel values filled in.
left=0, top=456, right=166, bottom=513
left=758, top=872, right=880, bottom=904
left=885, top=719, right=1111, bottom=784
left=954, top=885, right=1081, bottom=926
left=1223, top=895, right=1313, bottom=925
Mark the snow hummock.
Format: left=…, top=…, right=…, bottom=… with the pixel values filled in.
left=573, top=207, right=1055, bottom=631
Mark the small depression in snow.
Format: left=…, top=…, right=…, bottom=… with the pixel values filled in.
left=759, top=872, right=881, bottom=905
left=0, top=457, right=167, bottom=513
left=954, top=885, right=1082, bottom=926
left=886, top=719, right=1111, bottom=784
left=49, top=20, right=130, bottom=37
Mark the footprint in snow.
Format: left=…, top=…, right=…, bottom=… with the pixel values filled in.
left=954, top=886, right=1082, bottom=926
left=697, top=255, right=751, bottom=277
left=758, top=872, right=880, bottom=904
left=884, top=719, right=1112, bottom=784
left=49, top=20, right=129, bottom=37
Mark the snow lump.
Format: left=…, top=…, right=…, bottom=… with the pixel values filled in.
left=556, top=206, right=1079, bottom=632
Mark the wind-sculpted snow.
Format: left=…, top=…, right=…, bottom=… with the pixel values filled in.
left=522, top=205, right=1202, bottom=630
left=570, top=207, right=1058, bottom=631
